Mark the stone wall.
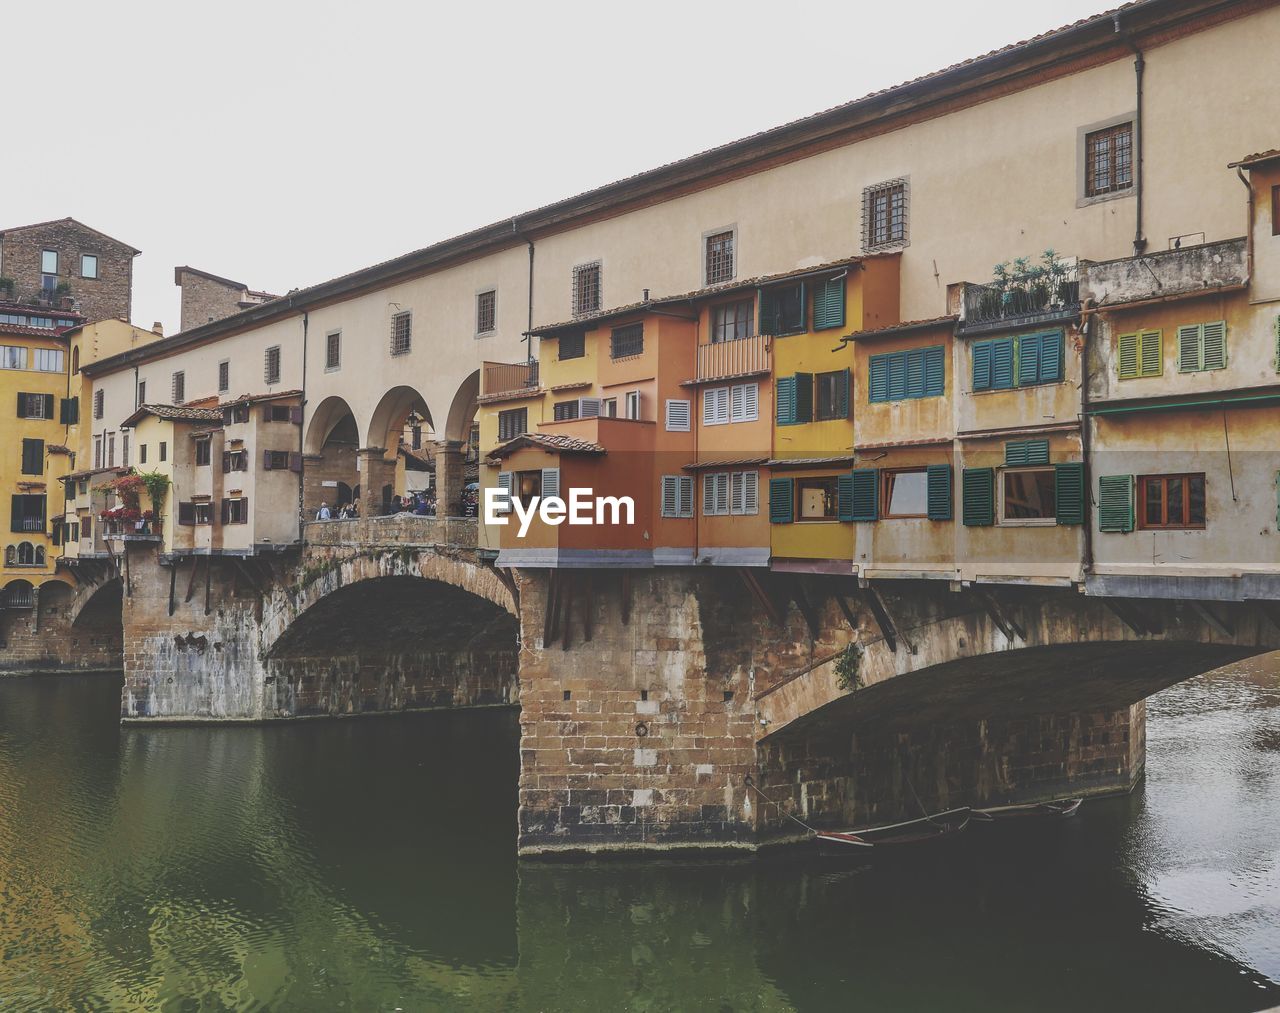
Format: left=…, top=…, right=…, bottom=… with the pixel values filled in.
left=177, top=270, right=248, bottom=332
left=0, top=580, right=122, bottom=675
left=0, top=219, right=134, bottom=323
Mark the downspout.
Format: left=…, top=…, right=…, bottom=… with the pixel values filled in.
left=1115, top=13, right=1146, bottom=255
left=297, top=304, right=308, bottom=535
left=1079, top=300, right=1095, bottom=578
left=514, top=219, right=535, bottom=363
left=1236, top=166, right=1255, bottom=282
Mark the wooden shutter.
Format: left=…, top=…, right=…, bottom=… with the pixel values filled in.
left=10, top=495, right=22, bottom=533
left=178, top=502, right=195, bottom=526
left=678, top=476, right=693, bottom=517
left=962, top=468, right=995, bottom=526
left=289, top=453, right=302, bottom=473
left=1200, top=321, right=1226, bottom=370
left=1117, top=332, right=1140, bottom=379
left=290, top=406, right=304, bottom=425
left=991, top=338, right=1015, bottom=389
left=926, top=464, right=953, bottom=521
left=15, top=392, right=25, bottom=418
left=812, top=276, right=846, bottom=330
left=741, top=472, right=758, bottom=514
left=263, top=450, right=274, bottom=470
left=665, top=399, right=691, bottom=432
left=662, top=475, right=678, bottom=517
left=849, top=469, right=878, bottom=522
left=757, top=288, right=777, bottom=336
left=1055, top=462, right=1085, bottom=525
left=715, top=473, right=729, bottom=515
left=1005, top=439, right=1049, bottom=467
left=775, top=377, right=796, bottom=424
left=1039, top=330, right=1063, bottom=382
left=42, top=394, right=54, bottom=419
left=221, top=499, right=230, bottom=525
left=1177, top=324, right=1202, bottom=372
left=869, top=354, right=890, bottom=402
left=702, top=474, right=717, bottom=515
left=496, top=472, right=513, bottom=515
left=924, top=346, right=945, bottom=397
left=836, top=473, right=855, bottom=521
left=887, top=353, right=907, bottom=400
left=972, top=342, right=992, bottom=391
left=729, top=385, right=744, bottom=423
left=835, top=369, right=850, bottom=418
left=906, top=349, right=925, bottom=399
left=1139, top=330, right=1161, bottom=377
left=769, top=477, right=794, bottom=523
left=740, top=383, right=758, bottom=421
left=730, top=473, right=744, bottom=514
left=1016, top=332, right=1041, bottom=387
left=1098, top=475, right=1133, bottom=532
left=1275, top=316, right=1280, bottom=372
left=541, top=468, right=560, bottom=501
left=794, top=373, right=813, bottom=423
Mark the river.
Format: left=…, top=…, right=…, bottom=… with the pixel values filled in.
left=1, top=663, right=1277, bottom=1011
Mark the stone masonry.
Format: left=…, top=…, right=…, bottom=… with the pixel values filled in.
left=0, top=218, right=137, bottom=323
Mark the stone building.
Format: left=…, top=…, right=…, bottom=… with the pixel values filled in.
left=174, top=266, right=277, bottom=333
left=0, top=218, right=139, bottom=324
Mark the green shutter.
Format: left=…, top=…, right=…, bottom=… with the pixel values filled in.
left=1098, top=475, right=1134, bottom=533
left=837, top=473, right=855, bottom=521
left=869, top=354, right=890, bottom=402
left=1005, top=439, right=1049, bottom=467
left=1117, top=332, right=1140, bottom=379
left=962, top=468, right=995, bottom=526
left=758, top=288, right=775, bottom=336
left=1177, top=324, right=1202, bottom=372
left=887, top=354, right=907, bottom=400
left=794, top=372, right=814, bottom=423
left=926, top=464, right=953, bottom=521
left=769, top=477, right=794, bottom=523
left=849, top=469, right=878, bottom=521
left=1139, top=329, right=1162, bottom=377
left=836, top=368, right=850, bottom=418
left=906, top=348, right=926, bottom=399
left=991, top=338, right=1015, bottom=389
left=1039, top=330, right=1063, bottom=382
left=924, top=346, right=945, bottom=397
left=972, top=342, right=992, bottom=391
left=1017, top=332, right=1041, bottom=387
left=776, top=376, right=797, bottom=424
left=1055, top=462, right=1085, bottom=525
left=813, top=277, right=846, bottom=330
left=1201, top=320, right=1226, bottom=370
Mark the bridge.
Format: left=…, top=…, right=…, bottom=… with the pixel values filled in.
left=56, top=513, right=1277, bottom=855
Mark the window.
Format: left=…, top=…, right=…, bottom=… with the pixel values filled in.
left=80, top=254, right=98, bottom=279
left=971, top=331, right=1064, bottom=391
left=704, top=229, right=735, bottom=285
left=1117, top=330, right=1162, bottom=378
left=159, top=441, right=167, bottom=462
left=572, top=262, right=602, bottom=317
left=72, top=347, right=79, bottom=374
left=665, top=399, right=691, bottom=432
left=660, top=475, right=694, bottom=518
left=706, top=383, right=758, bottom=425
left=1176, top=321, right=1227, bottom=373
left=218, top=360, right=230, bottom=392
left=265, top=404, right=294, bottom=422
left=1138, top=474, right=1206, bottom=530
left=263, top=450, right=291, bottom=470
left=559, top=332, right=585, bottom=360
left=137, top=380, right=146, bottom=406
left=1, top=346, right=27, bottom=369
left=33, top=348, right=63, bottom=372
left=59, top=396, right=79, bottom=424
left=1085, top=122, right=1133, bottom=198
left=93, top=389, right=104, bottom=420
left=711, top=298, right=753, bottom=343
left=513, top=470, right=543, bottom=508
left=224, top=403, right=250, bottom=425
left=759, top=283, right=806, bottom=336
left=121, top=434, right=130, bottom=468
left=812, top=276, right=847, bottom=331
left=10, top=494, right=46, bottom=533
left=497, top=407, right=526, bottom=443
left=18, top=393, right=54, bottom=419
left=139, top=443, right=148, bottom=465
left=222, top=450, right=247, bottom=472
left=703, top=387, right=728, bottom=426
left=326, top=331, right=341, bottom=370
left=476, top=289, right=496, bottom=334
left=863, top=178, right=909, bottom=251
left=390, top=311, right=412, bottom=356
left=610, top=323, right=643, bottom=359
left=223, top=498, right=249, bottom=524
left=703, top=472, right=730, bottom=516
left=797, top=477, right=838, bottom=521
left=1001, top=468, right=1057, bottom=525
left=172, top=371, right=185, bottom=405
left=601, top=398, right=617, bottom=417
left=195, top=439, right=211, bottom=466
left=815, top=369, right=850, bottom=421
left=624, top=390, right=641, bottom=420
left=21, top=439, right=43, bottom=475
left=702, top=471, right=758, bottom=516
left=41, top=250, right=58, bottom=275
left=869, top=346, right=945, bottom=402
left=881, top=469, right=929, bottom=517
left=776, top=373, right=813, bottom=425
left=93, top=435, right=102, bottom=469
left=260, top=345, right=280, bottom=385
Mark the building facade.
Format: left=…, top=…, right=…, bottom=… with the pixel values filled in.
left=0, top=218, right=139, bottom=324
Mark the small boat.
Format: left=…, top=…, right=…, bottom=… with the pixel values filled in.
left=814, top=807, right=971, bottom=855
left=971, top=797, right=1083, bottom=822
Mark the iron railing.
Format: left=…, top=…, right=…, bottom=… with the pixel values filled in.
left=961, top=263, right=1080, bottom=327
left=483, top=360, right=539, bottom=397
left=696, top=333, right=771, bottom=382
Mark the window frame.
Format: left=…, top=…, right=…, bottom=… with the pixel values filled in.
left=195, top=439, right=211, bottom=467
left=703, top=227, right=736, bottom=287
left=572, top=261, right=602, bottom=318
left=497, top=407, right=527, bottom=443
left=40, top=249, right=59, bottom=275
left=795, top=476, right=839, bottom=522
left=218, top=359, right=230, bottom=393
left=172, top=371, right=186, bottom=405
left=880, top=468, right=930, bottom=519
left=814, top=370, right=848, bottom=421
left=710, top=297, right=754, bottom=343
left=1077, top=114, right=1136, bottom=206
left=1137, top=473, right=1206, bottom=531
left=264, top=345, right=281, bottom=385
left=476, top=288, right=497, bottom=336
left=862, top=178, right=910, bottom=252
left=80, top=253, right=99, bottom=279
left=624, top=390, right=641, bottom=420
left=998, top=466, right=1058, bottom=527
left=325, top=330, right=341, bottom=371
left=390, top=311, right=412, bottom=356
left=610, top=322, right=644, bottom=360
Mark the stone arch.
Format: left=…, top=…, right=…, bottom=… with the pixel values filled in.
left=69, top=577, right=123, bottom=628
left=304, top=395, right=359, bottom=456
left=444, top=369, right=479, bottom=443
left=1, top=577, right=34, bottom=608
left=366, top=385, right=433, bottom=455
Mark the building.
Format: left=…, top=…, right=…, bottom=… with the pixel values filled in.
left=174, top=267, right=278, bottom=333
left=0, top=218, right=139, bottom=324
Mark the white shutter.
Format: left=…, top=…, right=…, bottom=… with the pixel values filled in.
left=662, top=476, right=678, bottom=517
left=716, top=387, right=729, bottom=425
left=496, top=472, right=513, bottom=515
left=541, top=467, right=560, bottom=501
left=665, top=399, right=691, bottom=432
left=715, top=473, right=729, bottom=515
left=678, top=476, right=694, bottom=518
left=730, top=385, right=744, bottom=423
left=703, top=388, right=718, bottom=426
left=730, top=472, right=744, bottom=514
left=703, top=474, right=717, bottom=515
left=739, top=471, right=758, bottom=515
left=579, top=397, right=601, bottom=418
left=739, top=383, right=758, bottom=422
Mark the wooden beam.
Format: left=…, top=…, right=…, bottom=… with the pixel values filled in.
left=204, top=556, right=212, bottom=615
left=863, top=585, right=913, bottom=654
left=1190, top=601, right=1233, bottom=638
left=791, top=577, right=820, bottom=640
left=979, top=590, right=1025, bottom=642
left=168, top=562, right=177, bottom=617
left=835, top=593, right=859, bottom=632
left=184, top=556, right=199, bottom=602
left=234, top=559, right=265, bottom=596
left=739, top=568, right=784, bottom=627
left=1101, top=597, right=1152, bottom=636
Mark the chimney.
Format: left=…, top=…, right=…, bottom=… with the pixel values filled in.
left=151, top=321, right=164, bottom=336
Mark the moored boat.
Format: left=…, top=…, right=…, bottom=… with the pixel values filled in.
left=814, top=807, right=971, bottom=855
left=972, top=797, right=1083, bottom=822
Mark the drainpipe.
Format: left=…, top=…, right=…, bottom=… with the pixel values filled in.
left=1079, top=299, right=1094, bottom=578
left=297, top=305, right=308, bottom=534
left=513, top=219, right=535, bottom=364
left=1236, top=166, right=1255, bottom=282
left=1115, top=14, right=1147, bottom=255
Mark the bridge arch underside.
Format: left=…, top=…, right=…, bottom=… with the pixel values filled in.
left=754, top=595, right=1276, bottom=837
left=265, top=574, right=519, bottom=718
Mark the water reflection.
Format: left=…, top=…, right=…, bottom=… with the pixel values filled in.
left=0, top=665, right=1277, bottom=1011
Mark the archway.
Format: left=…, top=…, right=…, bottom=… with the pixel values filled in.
left=366, top=386, right=435, bottom=513
left=67, top=578, right=124, bottom=670
left=304, top=396, right=360, bottom=516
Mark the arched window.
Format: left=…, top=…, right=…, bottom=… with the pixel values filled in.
left=34, top=546, right=45, bottom=566
left=72, top=346, right=80, bottom=375
left=17, top=543, right=34, bottom=565
left=4, top=546, right=14, bottom=566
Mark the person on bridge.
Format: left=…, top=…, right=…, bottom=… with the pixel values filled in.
left=316, top=503, right=331, bottom=520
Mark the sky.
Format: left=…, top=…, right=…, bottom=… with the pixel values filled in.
left=4, top=0, right=1113, bottom=333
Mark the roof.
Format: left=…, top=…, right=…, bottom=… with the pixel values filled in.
left=81, top=0, right=1235, bottom=377
left=1228, top=149, right=1280, bottom=169
left=174, top=265, right=280, bottom=301
left=528, top=257, right=867, bottom=337
left=486, top=433, right=607, bottom=459
left=682, top=457, right=770, bottom=471
left=398, top=442, right=435, bottom=467
left=0, top=217, right=140, bottom=255
left=219, top=388, right=302, bottom=408
left=121, top=403, right=225, bottom=428
left=767, top=455, right=858, bottom=468
left=47, top=444, right=71, bottom=455
left=844, top=315, right=958, bottom=341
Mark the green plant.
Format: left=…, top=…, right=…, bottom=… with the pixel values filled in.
left=54, top=281, right=72, bottom=296
left=833, top=642, right=865, bottom=692
left=136, top=470, right=171, bottom=517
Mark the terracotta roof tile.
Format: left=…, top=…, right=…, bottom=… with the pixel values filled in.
left=219, top=389, right=302, bottom=407
left=122, top=403, right=224, bottom=428
left=486, top=433, right=606, bottom=460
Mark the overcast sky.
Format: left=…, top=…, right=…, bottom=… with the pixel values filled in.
left=5, top=0, right=1109, bottom=333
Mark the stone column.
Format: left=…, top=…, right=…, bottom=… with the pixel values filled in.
left=433, top=440, right=467, bottom=517
left=357, top=448, right=397, bottom=515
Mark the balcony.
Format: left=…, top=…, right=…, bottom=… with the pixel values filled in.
left=696, top=333, right=772, bottom=383
left=959, top=261, right=1080, bottom=335
left=483, top=360, right=539, bottom=398
left=1080, top=237, right=1246, bottom=308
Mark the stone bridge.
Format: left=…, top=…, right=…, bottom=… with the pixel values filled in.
left=95, top=517, right=1280, bottom=854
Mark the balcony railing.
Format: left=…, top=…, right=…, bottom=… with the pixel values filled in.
left=960, top=263, right=1080, bottom=330
left=483, top=360, right=539, bottom=397
left=696, top=333, right=772, bottom=382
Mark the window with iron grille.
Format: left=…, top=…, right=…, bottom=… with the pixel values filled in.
left=711, top=298, right=753, bottom=343
left=862, top=178, right=909, bottom=251
left=559, top=332, right=585, bottom=360
left=497, top=407, right=526, bottom=443
left=390, top=311, right=412, bottom=356
left=610, top=323, right=643, bottom=359
left=476, top=290, right=496, bottom=334
left=1085, top=123, right=1133, bottom=198
left=172, top=371, right=185, bottom=405
left=704, top=229, right=735, bottom=286
left=264, top=346, right=281, bottom=385
left=326, top=331, right=341, bottom=370
left=218, top=360, right=230, bottom=392
left=572, top=262, right=601, bottom=317
left=93, top=388, right=104, bottom=419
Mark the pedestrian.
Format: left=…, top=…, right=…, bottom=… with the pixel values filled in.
left=316, top=502, right=331, bottom=520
